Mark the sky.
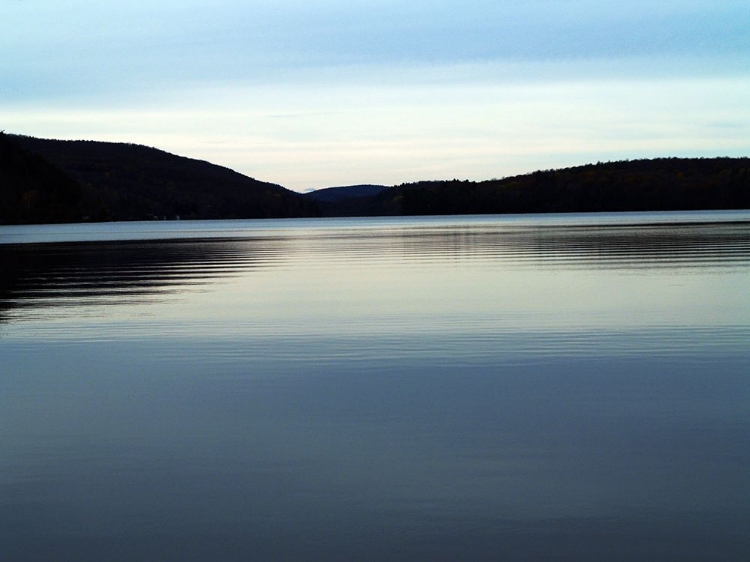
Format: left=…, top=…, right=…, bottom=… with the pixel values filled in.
left=2, top=1, right=749, bottom=191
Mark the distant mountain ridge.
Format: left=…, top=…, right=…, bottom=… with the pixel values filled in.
left=1, top=132, right=748, bottom=225
left=304, top=184, right=388, bottom=202
left=303, top=184, right=388, bottom=216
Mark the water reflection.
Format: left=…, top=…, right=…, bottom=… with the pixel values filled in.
left=1, top=213, right=750, bottom=561
left=2, top=214, right=749, bottom=320
left=318, top=220, right=750, bottom=272
left=0, top=237, right=289, bottom=322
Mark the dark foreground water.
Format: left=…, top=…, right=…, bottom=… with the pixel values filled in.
left=1, top=212, right=749, bottom=561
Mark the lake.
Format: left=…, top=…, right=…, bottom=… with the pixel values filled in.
left=1, top=211, right=749, bottom=561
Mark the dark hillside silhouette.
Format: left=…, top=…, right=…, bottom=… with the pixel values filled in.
left=366, top=158, right=750, bottom=216
left=2, top=133, right=748, bottom=224
left=303, top=184, right=388, bottom=216
left=0, top=133, right=92, bottom=224
left=10, top=135, right=319, bottom=222
left=304, top=184, right=387, bottom=203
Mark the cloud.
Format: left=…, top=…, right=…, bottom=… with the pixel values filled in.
left=2, top=1, right=748, bottom=189
left=2, top=0, right=749, bottom=101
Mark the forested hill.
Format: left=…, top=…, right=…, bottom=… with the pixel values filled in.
left=1, top=132, right=748, bottom=224
left=363, top=158, right=750, bottom=216
left=3, top=134, right=318, bottom=224
left=0, top=133, right=91, bottom=224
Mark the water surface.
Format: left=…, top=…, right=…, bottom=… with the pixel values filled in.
left=1, top=212, right=749, bottom=561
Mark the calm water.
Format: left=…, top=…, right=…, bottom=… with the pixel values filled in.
left=1, top=212, right=749, bottom=561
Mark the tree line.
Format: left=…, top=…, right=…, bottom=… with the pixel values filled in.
left=1, top=132, right=748, bottom=224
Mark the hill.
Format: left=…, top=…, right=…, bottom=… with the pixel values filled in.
left=303, top=184, right=388, bottom=216
left=365, top=158, right=750, bottom=216
left=5, top=134, right=318, bottom=223
left=304, top=184, right=387, bottom=203
left=0, top=133, right=91, bottom=224
left=2, top=133, right=748, bottom=224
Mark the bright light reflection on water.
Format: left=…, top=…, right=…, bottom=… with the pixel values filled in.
left=1, top=211, right=749, bottom=561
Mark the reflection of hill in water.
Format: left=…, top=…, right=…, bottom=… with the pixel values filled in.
left=2, top=217, right=749, bottom=325
left=0, top=237, right=288, bottom=323
left=300, top=218, right=750, bottom=271
left=385, top=220, right=750, bottom=269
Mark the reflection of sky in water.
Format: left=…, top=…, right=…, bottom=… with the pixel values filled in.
left=1, top=212, right=750, bottom=561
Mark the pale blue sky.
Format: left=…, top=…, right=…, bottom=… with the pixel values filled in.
left=2, top=1, right=749, bottom=190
